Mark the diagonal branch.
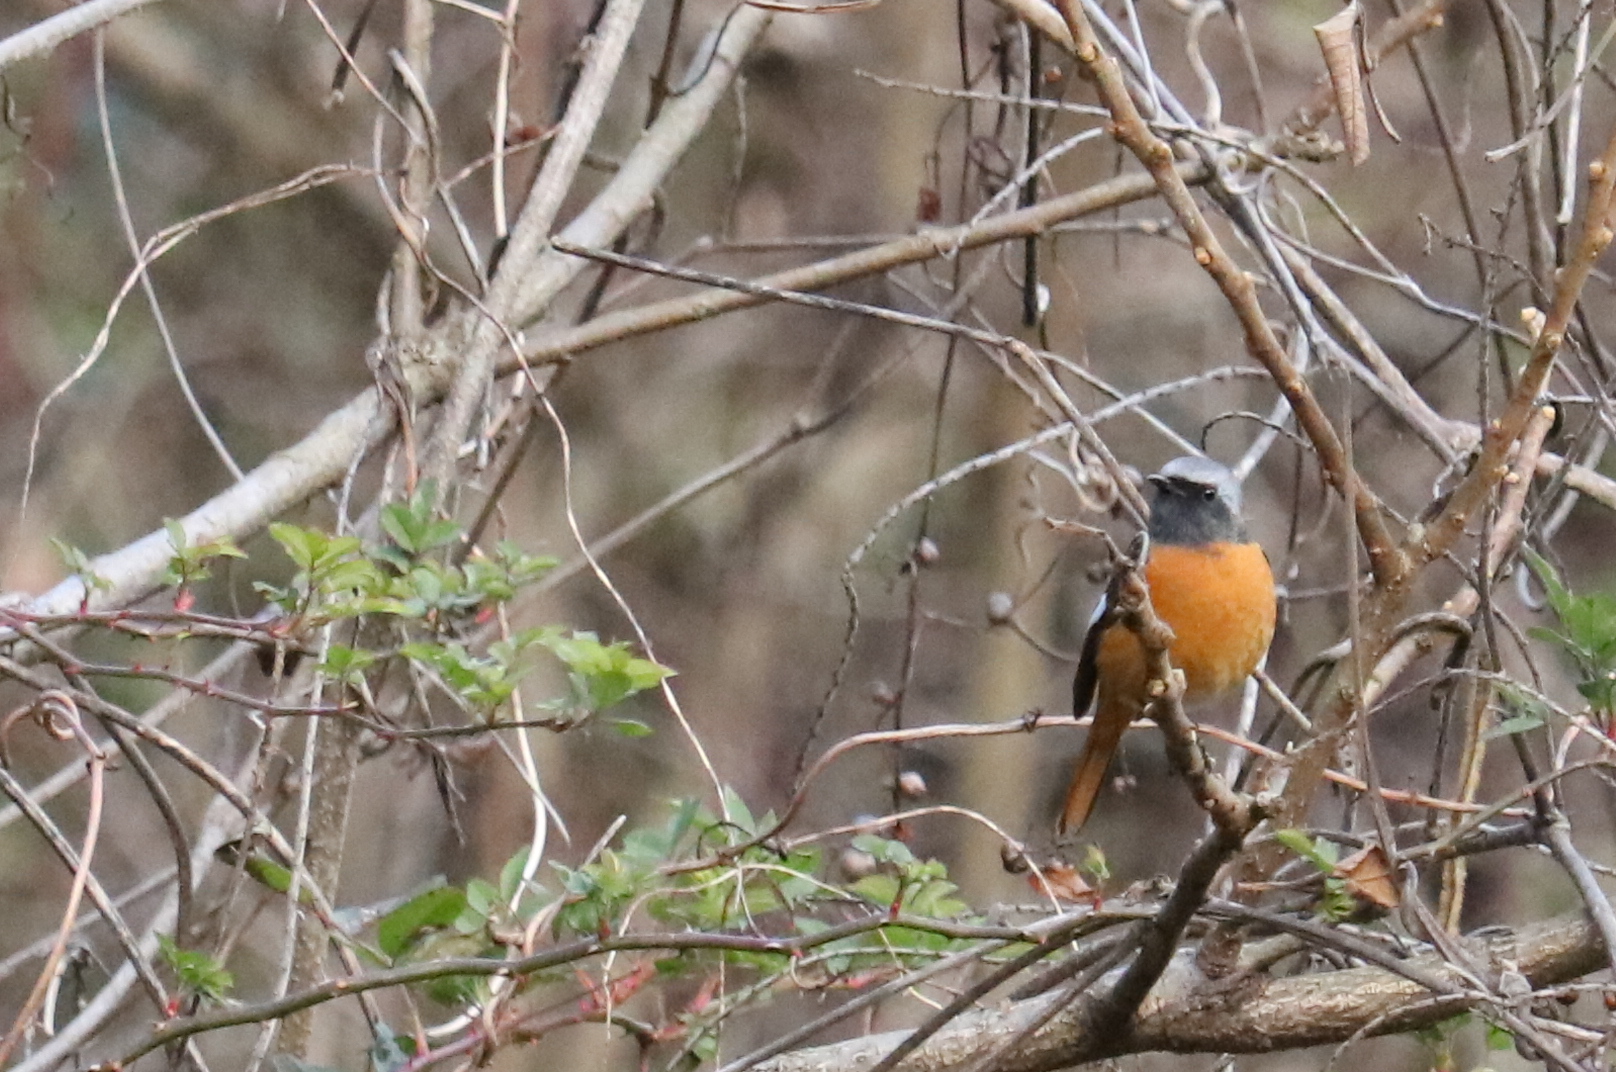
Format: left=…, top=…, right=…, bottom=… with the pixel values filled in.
left=0, top=0, right=167, bottom=71
left=1271, top=118, right=1616, bottom=840
left=423, top=0, right=650, bottom=488
left=1049, top=0, right=1408, bottom=589
left=5, top=4, right=773, bottom=630
left=2, top=157, right=1183, bottom=632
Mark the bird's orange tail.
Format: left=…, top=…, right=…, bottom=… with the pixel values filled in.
left=1058, top=702, right=1129, bottom=835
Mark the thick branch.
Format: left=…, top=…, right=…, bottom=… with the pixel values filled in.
left=754, top=912, right=1601, bottom=1072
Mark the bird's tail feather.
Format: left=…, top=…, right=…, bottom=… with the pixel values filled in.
left=1058, top=705, right=1129, bottom=835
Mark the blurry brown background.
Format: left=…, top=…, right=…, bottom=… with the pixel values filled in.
left=0, top=0, right=1611, bottom=1068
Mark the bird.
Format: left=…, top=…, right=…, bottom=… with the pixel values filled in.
left=1058, top=456, right=1276, bottom=835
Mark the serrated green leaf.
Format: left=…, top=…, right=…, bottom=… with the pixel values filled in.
left=51, top=538, right=111, bottom=592
left=852, top=834, right=915, bottom=867
left=378, top=506, right=417, bottom=554
left=538, top=630, right=673, bottom=713
left=726, top=791, right=761, bottom=838
left=1523, top=549, right=1570, bottom=616
left=319, top=644, right=376, bottom=680
left=270, top=523, right=317, bottom=570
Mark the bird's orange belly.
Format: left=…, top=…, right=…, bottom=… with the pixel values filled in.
left=1095, top=542, right=1276, bottom=708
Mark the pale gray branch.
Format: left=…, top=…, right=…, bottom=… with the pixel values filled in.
left=425, top=0, right=651, bottom=485
left=3, top=4, right=772, bottom=629
left=0, top=0, right=167, bottom=72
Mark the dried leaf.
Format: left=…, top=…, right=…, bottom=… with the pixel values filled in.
left=1314, top=3, right=1370, bottom=165
left=1335, top=843, right=1399, bottom=910
left=1034, top=862, right=1095, bottom=904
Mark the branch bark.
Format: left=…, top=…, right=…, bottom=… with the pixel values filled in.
left=0, top=0, right=168, bottom=71
left=753, top=912, right=1602, bottom=1072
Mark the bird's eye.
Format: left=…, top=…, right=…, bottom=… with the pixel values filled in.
left=1200, top=487, right=1216, bottom=500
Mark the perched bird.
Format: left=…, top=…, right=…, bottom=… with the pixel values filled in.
left=1059, top=456, right=1276, bottom=835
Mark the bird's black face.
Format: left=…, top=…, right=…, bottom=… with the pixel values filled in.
left=1146, top=474, right=1247, bottom=546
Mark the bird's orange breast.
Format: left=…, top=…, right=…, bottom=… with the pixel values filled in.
left=1094, top=541, right=1276, bottom=710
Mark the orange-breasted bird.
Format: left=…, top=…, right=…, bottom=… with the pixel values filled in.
left=1059, top=456, right=1276, bottom=835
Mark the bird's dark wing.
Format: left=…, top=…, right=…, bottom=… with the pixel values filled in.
left=1071, top=597, right=1108, bottom=716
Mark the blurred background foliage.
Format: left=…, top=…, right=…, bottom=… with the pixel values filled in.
left=0, top=0, right=1613, bottom=1068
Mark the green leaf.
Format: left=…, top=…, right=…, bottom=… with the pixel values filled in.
left=370, top=1023, right=417, bottom=1072
left=852, top=834, right=916, bottom=867
left=852, top=874, right=902, bottom=907
left=51, top=538, right=111, bottom=593
left=666, top=797, right=701, bottom=851
left=376, top=885, right=468, bottom=959
left=719, top=786, right=758, bottom=837
left=496, top=541, right=557, bottom=583
left=537, top=630, right=674, bottom=713
left=270, top=523, right=318, bottom=571
left=905, top=878, right=967, bottom=918
left=1320, top=877, right=1354, bottom=921
left=1275, top=829, right=1338, bottom=872
left=1484, top=713, right=1545, bottom=741
left=162, top=520, right=248, bottom=589
left=1081, top=844, right=1111, bottom=884
left=465, top=877, right=499, bottom=918
left=380, top=485, right=462, bottom=557
left=404, top=642, right=501, bottom=706
left=378, top=506, right=417, bottom=553
left=319, top=644, right=377, bottom=681
left=1524, top=549, right=1571, bottom=616
left=611, top=718, right=654, bottom=737
left=498, top=847, right=533, bottom=903
left=1524, top=548, right=1616, bottom=714
left=157, top=935, right=234, bottom=1002
left=318, top=558, right=383, bottom=595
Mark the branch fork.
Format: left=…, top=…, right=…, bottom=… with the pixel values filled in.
left=1101, top=545, right=1263, bottom=839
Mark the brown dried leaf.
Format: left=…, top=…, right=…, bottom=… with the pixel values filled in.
left=1314, top=3, right=1370, bottom=165
left=1034, top=862, right=1095, bottom=904
left=1335, top=843, right=1399, bottom=910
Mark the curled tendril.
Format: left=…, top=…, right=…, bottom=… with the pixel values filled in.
left=0, top=690, right=104, bottom=767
